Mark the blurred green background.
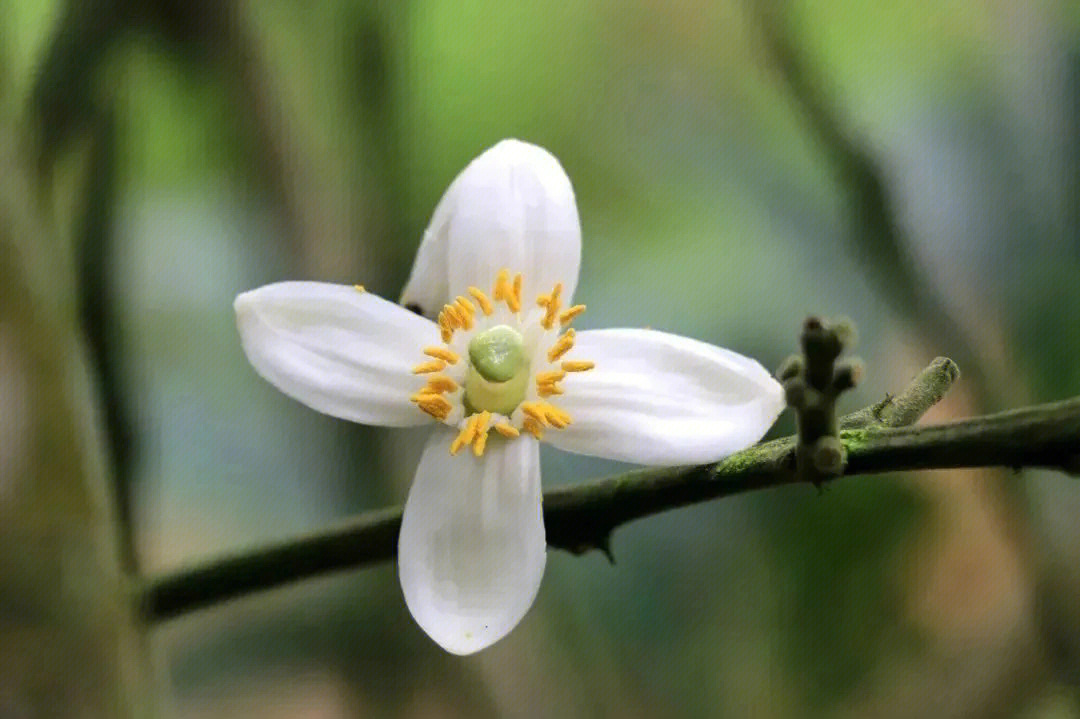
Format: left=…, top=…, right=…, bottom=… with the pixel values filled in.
left=3, top=0, right=1080, bottom=717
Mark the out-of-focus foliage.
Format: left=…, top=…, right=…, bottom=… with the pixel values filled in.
left=2, top=0, right=1080, bottom=716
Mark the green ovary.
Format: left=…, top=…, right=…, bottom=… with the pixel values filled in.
left=465, top=325, right=530, bottom=415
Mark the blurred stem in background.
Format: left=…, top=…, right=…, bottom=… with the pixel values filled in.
left=0, top=120, right=153, bottom=715
left=752, top=0, right=995, bottom=403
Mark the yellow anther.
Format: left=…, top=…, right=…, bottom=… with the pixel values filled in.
left=493, top=269, right=522, bottom=312
left=353, top=284, right=365, bottom=292
left=561, top=360, right=594, bottom=372
left=536, top=382, right=563, bottom=397
left=471, top=411, right=492, bottom=456
left=468, top=286, right=494, bottom=315
left=450, top=414, right=481, bottom=455
left=410, top=390, right=440, bottom=402
left=473, top=429, right=489, bottom=456
left=535, top=369, right=567, bottom=385
left=455, top=296, right=476, bottom=316
left=416, top=395, right=452, bottom=420
left=547, top=329, right=576, bottom=362
left=412, top=360, right=446, bottom=374
left=425, top=375, right=458, bottom=393
left=454, top=297, right=475, bottom=329
left=545, top=413, right=568, bottom=429
left=522, top=417, right=545, bottom=439
left=441, top=304, right=464, bottom=328
left=494, top=422, right=520, bottom=438
left=493, top=269, right=510, bottom=300
left=424, top=346, right=460, bottom=364
left=559, top=304, right=586, bottom=325
left=540, top=283, right=563, bottom=329
left=544, top=404, right=572, bottom=427
left=521, top=401, right=572, bottom=429
left=520, top=402, right=547, bottom=424
left=437, top=312, right=454, bottom=342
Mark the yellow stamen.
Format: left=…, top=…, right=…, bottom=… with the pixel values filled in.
left=425, top=375, right=458, bottom=393
left=559, top=304, right=585, bottom=325
left=442, top=304, right=464, bottom=329
left=416, top=395, right=452, bottom=420
left=424, top=346, right=460, bottom=364
left=471, top=411, right=492, bottom=456
left=494, top=422, right=520, bottom=438
left=450, top=414, right=481, bottom=455
left=536, top=382, right=563, bottom=397
left=540, top=283, right=562, bottom=329
left=547, top=329, right=576, bottom=362
left=455, top=296, right=476, bottom=316
left=535, top=369, right=567, bottom=385
left=545, top=413, right=568, bottom=429
left=544, top=404, right=573, bottom=427
left=522, top=417, right=545, bottom=439
left=412, top=360, right=446, bottom=374
left=454, top=297, right=475, bottom=329
left=492, top=269, right=522, bottom=312
left=520, top=401, right=547, bottom=424
left=521, top=401, right=573, bottom=429
left=493, top=269, right=511, bottom=301
left=473, top=430, right=489, bottom=456
left=437, top=312, right=454, bottom=342
left=561, top=360, right=594, bottom=372
left=468, top=286, right=494, bottom=316
left=353, top=284, right=365, bottom=292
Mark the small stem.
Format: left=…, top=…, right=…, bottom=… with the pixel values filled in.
left=138, top=359, right=1080, bottom=625
left=841, top=356, right=960, bottom=429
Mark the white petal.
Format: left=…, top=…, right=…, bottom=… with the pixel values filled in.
left=545, top=329, right=785, bottom=466
left=399, top=427, right=546, bottom=654
left=235, top=282, right=440, bottom=426
left=400, top=139, right=582, bottom=318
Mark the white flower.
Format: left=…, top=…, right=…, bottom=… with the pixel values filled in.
left=234, top=139, right=785, bottom=655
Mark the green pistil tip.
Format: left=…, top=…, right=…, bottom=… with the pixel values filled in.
left=468, top=325, right=525, bottom=382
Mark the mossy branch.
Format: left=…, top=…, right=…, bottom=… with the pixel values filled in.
left=142, top=354, right=1080, bottom=623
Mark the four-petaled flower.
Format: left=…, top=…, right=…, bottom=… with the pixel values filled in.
left=234, top=139, right=785, bottom=654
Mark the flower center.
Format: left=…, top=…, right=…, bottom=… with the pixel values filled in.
left=409, top=269, right=595, bottom=457
left=465, top=325, right=530, bottom=415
